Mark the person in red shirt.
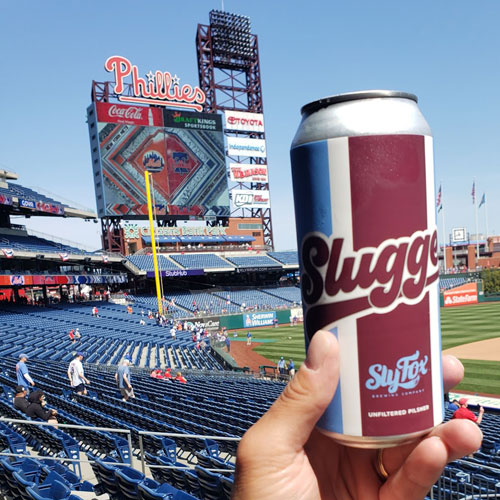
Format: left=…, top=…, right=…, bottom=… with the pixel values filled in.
left=163, top=368, right=172, bottom=379
left=175, top=372, right=187, bottom=384
left=68, top=330, right=75, bottom=343
left=452, top=398, right=484, bottom=424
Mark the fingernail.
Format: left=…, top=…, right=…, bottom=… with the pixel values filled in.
left=305, top=330, right=330, bottom=371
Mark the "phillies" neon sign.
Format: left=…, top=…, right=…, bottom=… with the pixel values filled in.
left=105, top=55, right=206, bottom=112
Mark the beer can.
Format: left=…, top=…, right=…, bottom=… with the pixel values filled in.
left=290, top=90, right=443, bottom=448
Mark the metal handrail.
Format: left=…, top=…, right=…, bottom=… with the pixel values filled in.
left=0, top=417, right=239, bottom=477
left=137, top=430, right=240, bottom=474
left=0, top=451, right=130, bottom=467
left=0, top=417, right=133, bottom=467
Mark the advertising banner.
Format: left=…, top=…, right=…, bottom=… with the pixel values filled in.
left=18, top=199, right=36, bottom=210
left=227, top=137, right=267, bottom=158
left=244, top=311, right=276, bottom=327
left=232, top=189, right=270, bottom=209
left=194, top=315, right=221, bottom=332
left=224, top=110, right=265, bottom=132
left=4, top=275, right=127, bottom=286
left=36, top=202, right=65, bottom=215
left=229, top=163, right=268, bottom=183
left=146, top=269, right=205, bottom=278
left=10, top=275, right=26, bottom=286
left=163, top=110, right=222, bottom=132
left=96, top=102, right=163, bottom=127
left=443, top=282, right=478, bottom=307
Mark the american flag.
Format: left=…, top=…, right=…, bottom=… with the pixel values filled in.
left=436, top=184, right=442, bottom=208
left=472, top=181, right=476, bottom=204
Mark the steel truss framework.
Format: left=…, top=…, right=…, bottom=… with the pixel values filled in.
left=101, top=217, right=125, bottom=254
left=196, top=16, right=274, bottom=249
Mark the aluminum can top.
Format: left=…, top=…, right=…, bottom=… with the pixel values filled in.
left=292, top=90, right=431, bottom=148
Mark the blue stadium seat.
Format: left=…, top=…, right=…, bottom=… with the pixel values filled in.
left=137, top=478, right=177, bottom=500
left=115, top=466, right=146, bottom=500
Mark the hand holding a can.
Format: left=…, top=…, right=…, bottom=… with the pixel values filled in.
left=233, top=330, right=483, bottom=500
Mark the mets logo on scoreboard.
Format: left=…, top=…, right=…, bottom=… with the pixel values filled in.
left=143, top=151, right=165, bottom=173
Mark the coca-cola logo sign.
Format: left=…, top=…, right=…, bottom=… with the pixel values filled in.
left=301, top=228, right=439, bottom=340
left=108, top=105, right=144, bottom=120
left=105, top=55, right=206, bottom=112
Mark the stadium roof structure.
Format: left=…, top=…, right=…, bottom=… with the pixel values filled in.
left=0, top=170, right=96, bottom=220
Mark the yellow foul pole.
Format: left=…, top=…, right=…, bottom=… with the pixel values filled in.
left=144, top=171, right=163, bottom=315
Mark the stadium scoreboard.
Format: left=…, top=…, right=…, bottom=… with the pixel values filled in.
left=87, top=101, right=229, bottom=220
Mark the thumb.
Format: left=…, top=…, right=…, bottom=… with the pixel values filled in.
left=260, top=329, right=340, bottom=450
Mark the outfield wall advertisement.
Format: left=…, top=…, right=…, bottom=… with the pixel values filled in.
left=244, top=311, right=276, bottom=327
left=443, top=282, right=478, bottom=307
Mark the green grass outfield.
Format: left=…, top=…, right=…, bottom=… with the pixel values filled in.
left=252, top=302, right=500, bottom=396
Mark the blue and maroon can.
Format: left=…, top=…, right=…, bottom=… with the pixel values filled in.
left=290, top=91, right=443, bottom=448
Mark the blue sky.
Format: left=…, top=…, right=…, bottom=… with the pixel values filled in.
left=1, top=1, right=499, bottom=251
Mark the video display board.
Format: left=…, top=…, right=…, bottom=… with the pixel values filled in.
left=90, top=102, right=229, bottom=218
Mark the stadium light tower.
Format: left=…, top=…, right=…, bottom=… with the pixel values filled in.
left=196, top=10, right=274, bottom=248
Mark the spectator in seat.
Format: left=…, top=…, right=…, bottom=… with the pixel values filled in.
left=452, top=398, right=484, bottom=424
left=16, top=354, right=35, bottom=393
left=163, top=368, right=172, bottom=379
left=447, top=399, right=460, bottom=412
left=13, top=385, right=30, bottom=413
left=175, top=372, right=187, bottom=384
left=26, top=390, right=58, bottom=425
left=68, top=329, right=75, bottom=343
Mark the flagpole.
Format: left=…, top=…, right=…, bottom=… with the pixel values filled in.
left=440, top=181, right=446, bottom=271
left=485, top=195, right=489, bottom=241
left=441, top=203, right=446, bottom=269
left=474, top=179, right=479, bottom=266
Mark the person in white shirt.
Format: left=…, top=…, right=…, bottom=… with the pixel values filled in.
left=67, top=352, right=90, bottom=395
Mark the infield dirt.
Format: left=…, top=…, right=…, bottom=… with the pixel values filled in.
left=443, top=337, right=500, bottom=361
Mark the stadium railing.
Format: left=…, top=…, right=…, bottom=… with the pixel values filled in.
left=137, top=430, right=238, bottom=474
left=1, top=418, right=498, bottom=499
left=0, top=417, right=133, bottom=470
